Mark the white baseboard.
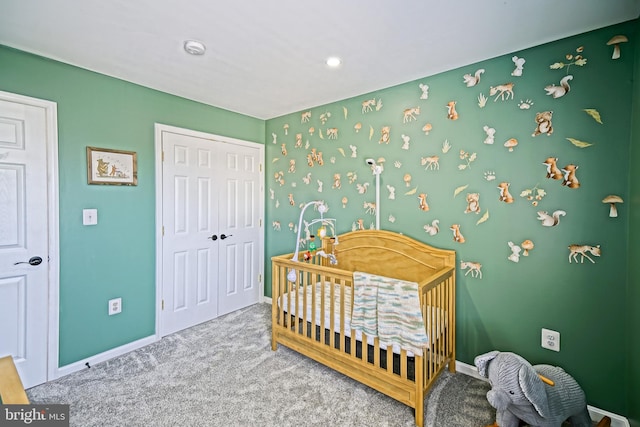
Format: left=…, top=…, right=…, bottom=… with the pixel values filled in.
left=51, top=335, right=157, bottom=381
left=455, top=360, right=629, bottom=427
left=455, top=359, right=485, bottom=380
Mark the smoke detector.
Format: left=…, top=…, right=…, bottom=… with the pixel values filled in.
left=184, top=40, right=206, bottom=56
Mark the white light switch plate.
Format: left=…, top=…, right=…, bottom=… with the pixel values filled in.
left=83, top=209, right=98, bottom=225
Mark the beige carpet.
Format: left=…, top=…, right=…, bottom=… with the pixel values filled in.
left=27, top=303, right=495, bottom=427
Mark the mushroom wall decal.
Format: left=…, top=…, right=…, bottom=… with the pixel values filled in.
left=521, top=240, right=534, bottom=256
left=606, top=35, right=628, bottom=59
left=504, top=138, right=518, bottom=152
left=602, top=195, right=623, bottom=217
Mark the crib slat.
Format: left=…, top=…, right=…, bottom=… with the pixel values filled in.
left=319, top=276, right=325, bottom=343
left=339, top=280, right=345, bottom=351
left=312, top=278, right=318, bottom=341
left=373, top=338, right=380, bottom=367
left=300, top=274, right=306, bottom=337
left=271, top=265, right=280, bottom=350
left=423, top=287, right=431, bottom=381
left=350, top=326, right=357, bottom=360
left=328, top=275, right=335, bottom=349
left=400, top=349, right=407, bottom=377
left=435, top=283, right=441, bottom=371
left=448, top=274, right=456, bottom=371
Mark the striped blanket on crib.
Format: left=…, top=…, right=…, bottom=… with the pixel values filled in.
left=351, top=271, right=429, bottom=356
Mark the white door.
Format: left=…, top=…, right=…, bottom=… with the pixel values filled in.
left=159, top=126, right=263, bottom=336
left=216, top=140, right=263, bottom=316
left=0, top=94, right=54, bottom=388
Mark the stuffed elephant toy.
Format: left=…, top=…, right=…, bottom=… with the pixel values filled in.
left=474, top=351, right=591, bottom=427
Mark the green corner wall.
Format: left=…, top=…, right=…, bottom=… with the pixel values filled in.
left=265, top=20, right=637, bottom=415
left=626, top=18, right=640, bottom=427
left=0, top=45, right=265, bottom=366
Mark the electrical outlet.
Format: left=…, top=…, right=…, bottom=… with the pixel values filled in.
left=108, top=298, right=122, bottom=315
left=541, top=328, right=560, bottom=352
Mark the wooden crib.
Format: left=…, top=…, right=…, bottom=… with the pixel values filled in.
left=271, top=229, right=456, bottom=427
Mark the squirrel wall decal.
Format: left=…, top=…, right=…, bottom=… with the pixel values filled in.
left=423, top=219, right=440, bottom=236
left=537, top=210, right=566, bottom=227
left=545, top=75, right=573, bottom=99
left=463, top=69, right=485, bottom=87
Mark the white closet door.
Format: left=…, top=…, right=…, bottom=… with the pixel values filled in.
left=217, top=142, right=262, bottom=316
left=160, top=128, right=263, bottom=336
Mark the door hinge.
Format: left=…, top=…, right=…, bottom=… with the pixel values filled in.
left=259, top=274, right=262, bottom=283
left=259, top=219, right=262, bottom=227
left=162, top=151, right=165, bottom=162
left=259, top=163, right=262, bottom=172
left=162, top=226, right=164, bottom=236
left=161, top=299, right=165, bottom=310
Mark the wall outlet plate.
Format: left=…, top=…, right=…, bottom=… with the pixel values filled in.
left=108, top=298, right=122, bottom=315
left=541, top=328, right=560, bottom=352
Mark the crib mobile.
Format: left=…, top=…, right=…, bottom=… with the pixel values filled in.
left=287, top=200, right=338, bottom=282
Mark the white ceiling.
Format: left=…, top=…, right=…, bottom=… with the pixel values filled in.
left=1, top=1, right=639, bottom=120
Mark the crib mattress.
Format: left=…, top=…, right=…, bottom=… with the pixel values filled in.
left=278, top=282, right=446, bottom=355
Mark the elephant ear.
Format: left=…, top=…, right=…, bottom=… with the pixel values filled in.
left=474, top=351, right=500, bottom=378
left=519, top=364, right=551, bottom=417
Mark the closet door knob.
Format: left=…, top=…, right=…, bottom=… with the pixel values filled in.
left=220, top=234, right=233, bottom=240
left=208, top=235, right=218, bottom=241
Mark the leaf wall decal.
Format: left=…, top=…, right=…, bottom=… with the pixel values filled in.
left=566, top=137, right=594, bottom=148
left=405, top=187, right=418, bottom=195
left=454, top=184, right=468, bottom=197
left=476, top=210, right=490, bottom=225
left=583, top=109, right=603, bottom=124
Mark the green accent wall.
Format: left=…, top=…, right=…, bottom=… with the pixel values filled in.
left=0, top=45, right=265, bottom=366
left=627, top=19, right=640, bottom=427
left=265, top=21, right=636, bottom=415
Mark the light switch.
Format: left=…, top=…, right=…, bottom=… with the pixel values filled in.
left=83, top=209, right=98, bottom=225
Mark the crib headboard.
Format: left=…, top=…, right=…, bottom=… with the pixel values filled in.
left=324, top=230, right=455, bottom=283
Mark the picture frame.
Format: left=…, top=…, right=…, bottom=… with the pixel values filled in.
left=87, top=146, right=138, bottom=186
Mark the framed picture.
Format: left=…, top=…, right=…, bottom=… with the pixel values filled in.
left=87, top=146, right=138, bottom=186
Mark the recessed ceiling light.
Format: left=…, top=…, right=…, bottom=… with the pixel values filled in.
left=184, top=40, right=206, bottom=56
left=326, top=57, right=342, bottom=68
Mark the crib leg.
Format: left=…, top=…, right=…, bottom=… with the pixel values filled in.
left=415, top=401, right=424, bottom=427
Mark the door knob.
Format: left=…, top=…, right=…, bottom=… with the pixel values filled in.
left=220, top=234, right=233, bottom=240
left=208, top=234, right=218, bottom=241
left=14, top=256, right=43, bottom=266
